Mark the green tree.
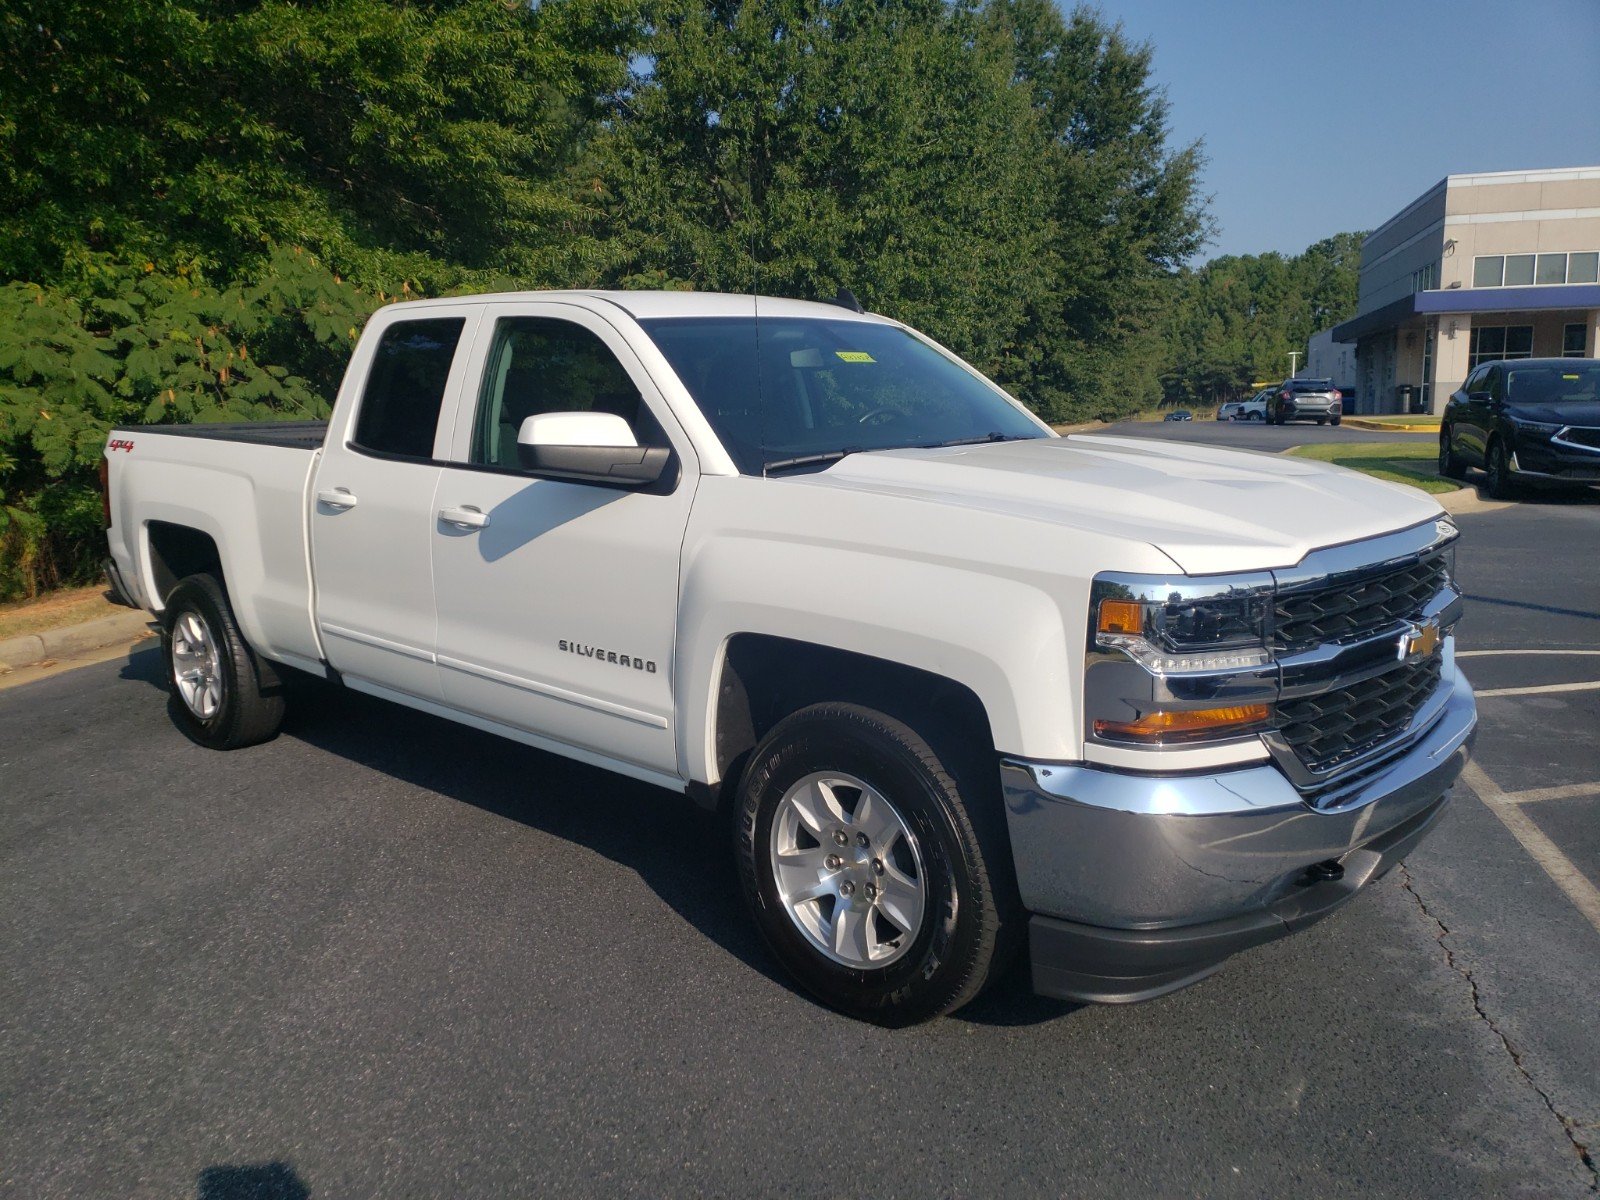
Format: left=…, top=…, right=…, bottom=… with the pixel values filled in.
left=590, top=0, right=1054, bottom=376
left=0, top=249, right=383, bottom=598
left=0, top=0, right=636, bottom=290
left=995, top=0, right=1209, bottom=420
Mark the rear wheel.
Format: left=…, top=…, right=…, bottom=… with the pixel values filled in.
left=162, top=574, right=285, bottom=749
left=734, top=703, right=1017, bottom=1025
left=1438, top=428, right=1465, bottom=479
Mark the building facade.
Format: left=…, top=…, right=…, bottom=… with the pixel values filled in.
left=1326, top=166, right=1600, bottom=414
left=1306, top=328, right=1356, bottom=395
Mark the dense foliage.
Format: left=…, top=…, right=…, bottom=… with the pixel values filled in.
left=0, top=0, right=1222, bottom=599
left=1157, top=232, right=1364, bottom=406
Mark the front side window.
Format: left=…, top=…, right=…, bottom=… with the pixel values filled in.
left=351, top=318, right=466, bottom=460
left=638, top=316, right=1047, bottom=473
left=470, top=318, right=666, bottom=470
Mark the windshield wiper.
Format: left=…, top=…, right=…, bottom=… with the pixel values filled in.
left=912, top=432, right=1027, bottom=450
left=763, top=448, right=864, bottom=475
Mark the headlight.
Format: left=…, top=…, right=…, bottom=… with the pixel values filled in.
left=1513, top=421, right=1562, bottom=437
left=1092, top=580, right=1272, bottom=675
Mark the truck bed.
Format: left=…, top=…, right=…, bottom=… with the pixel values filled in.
left=115, top=421, right=329, bottom=450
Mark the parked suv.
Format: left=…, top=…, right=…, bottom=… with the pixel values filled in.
left=1440, top=358, right=1600, bottom=499
left=1268, top=379, right=1342, bottom=426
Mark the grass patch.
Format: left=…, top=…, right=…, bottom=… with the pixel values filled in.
left=1287, top=441, right=1459, bottom=494
left=0, top=585, right=120, bottom=641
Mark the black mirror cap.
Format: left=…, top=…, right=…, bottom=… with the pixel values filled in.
left=515, top=442, right=674, bottom=489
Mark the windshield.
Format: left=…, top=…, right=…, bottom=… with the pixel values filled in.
left=1507, top=362, right=1600, bottom=408
left=637, top=316, right=1048, bottom=473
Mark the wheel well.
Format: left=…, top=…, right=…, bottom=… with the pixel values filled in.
left=146, top=522, right=222, bottom=605
left=709, top=634, right=996, bottom=805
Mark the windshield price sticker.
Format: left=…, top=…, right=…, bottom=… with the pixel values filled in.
left=835, top=351, right=875, bottom=363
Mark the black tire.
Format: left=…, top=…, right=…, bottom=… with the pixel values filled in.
left=1330, top=416, right=1342, bottom=426
left=1484, top=437, right=1516, bottom=500
left=734, top=703, right=1018, bottom=1025
left=1438, top=428, right=1465, bottom=479
left=1315, top=417, right=1327, bottom=426
left=162, top=573, right=286, bottom=750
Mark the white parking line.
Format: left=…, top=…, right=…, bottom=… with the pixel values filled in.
left=1457, top=649, right=1600, bottom=658
left=1461, top=761, right=1600, bottom=936
left=1501, top=780, right=1600, bottom=804
left=1474, top=680, right=1600, bottom=698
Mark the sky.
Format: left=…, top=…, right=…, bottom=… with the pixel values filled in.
left=1098, top=0, right=1600, bottom=262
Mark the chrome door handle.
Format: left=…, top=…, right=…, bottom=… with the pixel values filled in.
left=316, top=487, right=359, bottom=510
left=438, top=505, right=490, bottom=530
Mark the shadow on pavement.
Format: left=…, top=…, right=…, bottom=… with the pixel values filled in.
left=196, top=1162, right=309, bottom=1200
left=119, top=640, right=1079, bottom=1025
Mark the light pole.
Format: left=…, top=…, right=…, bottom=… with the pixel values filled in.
left=1288, top=351, right=1301, bottom=378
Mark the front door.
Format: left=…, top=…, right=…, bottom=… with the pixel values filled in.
left=430, top=303, right=696, bottom=780
left=310, top=309, right=476, bottom=701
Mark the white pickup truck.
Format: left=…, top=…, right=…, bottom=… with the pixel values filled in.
left=102, top=290, right=1477, bottom=1023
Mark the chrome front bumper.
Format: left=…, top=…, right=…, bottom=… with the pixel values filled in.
left=1001, top=668, right=1477, bottom=1002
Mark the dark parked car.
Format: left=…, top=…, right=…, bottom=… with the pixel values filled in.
left=1163, top=410, right=1192, bottom=422
left=1440, top=358, right=1600, bottom=498
left=1266, top=379, right=1342, bottom=426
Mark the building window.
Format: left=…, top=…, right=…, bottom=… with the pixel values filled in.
left=1504, top=254, right=1536, bottom=286
left=1469, top=325, right=1534, bottom=369
left=1535, top=254, right=1567, bottom=285
left=1473, top=251, right=1599, bottom=287
left=1410, top=261, right=1440, bottom=292
left=1565, top=323, right=1589, bottom=357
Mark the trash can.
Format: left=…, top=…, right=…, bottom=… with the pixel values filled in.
left=1395, top=384, right=1420, bottom=414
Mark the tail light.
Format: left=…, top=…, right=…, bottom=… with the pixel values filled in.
left=99, top=456, right=112, bottom=528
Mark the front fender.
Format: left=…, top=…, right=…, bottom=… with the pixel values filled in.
left=674, top=534, right=1077, bottom=787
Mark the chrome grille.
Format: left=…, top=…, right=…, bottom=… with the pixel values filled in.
left=1556, top=425, right=1600, bottom=450
left=1273, top=554, right=1447, bottom=651
left=1276, top=653, right=1443, bottom=775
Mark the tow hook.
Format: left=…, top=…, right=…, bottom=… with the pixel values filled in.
left=1302, top=859, right=1345, bottom=885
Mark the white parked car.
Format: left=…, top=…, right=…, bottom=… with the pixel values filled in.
left=101, top=290, right=1477, bottom=1023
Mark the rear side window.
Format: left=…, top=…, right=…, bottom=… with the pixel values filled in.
left=351, top=318, right=466, bottom=459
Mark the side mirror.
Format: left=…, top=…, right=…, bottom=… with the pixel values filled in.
left=1467, top=391, right=1489, bottom=403
left=515, top=412, right=671, bottom=488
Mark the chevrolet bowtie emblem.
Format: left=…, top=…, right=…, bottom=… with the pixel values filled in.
left=1399, top=620, right=1442, bottom=662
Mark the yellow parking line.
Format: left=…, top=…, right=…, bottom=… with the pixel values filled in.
left=1501, top=781, right=1600, bottom=804
left=1474, top=680, right=1600, bottom=699
left=1461, top=761, right=1600, bottom=936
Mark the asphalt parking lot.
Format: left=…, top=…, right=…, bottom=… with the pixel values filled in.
left=2, top=453, right=1598, bottom=1198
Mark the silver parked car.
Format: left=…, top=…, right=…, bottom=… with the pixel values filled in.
left=1267, top=378, right=1342, bottom=426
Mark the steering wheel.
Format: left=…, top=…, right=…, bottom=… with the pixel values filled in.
left=856, top=407, right=903, bottom=426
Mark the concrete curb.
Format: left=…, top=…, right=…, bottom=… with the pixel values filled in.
left=1436, top=486, right=1515, bottom=515
left=0, top=609, right=156, bottom=670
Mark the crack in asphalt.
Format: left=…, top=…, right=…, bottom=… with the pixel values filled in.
left=1399, top=864, right=1599, bottom=1193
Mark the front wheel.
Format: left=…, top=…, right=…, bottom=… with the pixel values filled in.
left=1330, top=416, right=1342, bottom=426
left=734, top=703, right=1017, bottom=1025
left=1315, top=417, right=1327, bottom=426
left=162, top=573, right=286, bottom=749
left=1484, top=438, right=1517, bottom=500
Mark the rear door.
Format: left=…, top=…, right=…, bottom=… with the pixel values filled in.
left=310, top=306, right=479, bottom=702
left=429, top=301, right=697, bottom=781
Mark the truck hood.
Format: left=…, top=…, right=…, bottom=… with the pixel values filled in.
left=1505, top=402, right=1600, bottom=427
left=791, top=435, right=1444, bottom=575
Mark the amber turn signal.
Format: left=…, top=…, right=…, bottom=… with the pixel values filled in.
left=1097, top=598, right=1145, bottom=636
left=1094, top=704, right=1270, bottom=745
